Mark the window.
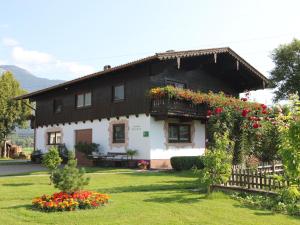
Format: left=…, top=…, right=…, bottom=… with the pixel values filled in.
left=168, top=124, right=191, bottom=143
left=166, top=80, right=186, bottom=89
left=48, top=132, right=61, bottom=145
left=112, top=124, right=125, bottom=143
left=113, top=84, right=125, bottom=102
left=76, top=92, right=92, bottom=108
left=53, top=99, right=63, bottom=113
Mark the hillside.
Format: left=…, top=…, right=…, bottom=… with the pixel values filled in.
left=0, top=65, right=64, bottom=92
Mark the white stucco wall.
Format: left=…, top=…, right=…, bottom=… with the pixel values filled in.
left=35, top=114, right=206, bottom=161
left=35, top=114, right=151, bottom=160
left=149, top=117, right=206, bottom=160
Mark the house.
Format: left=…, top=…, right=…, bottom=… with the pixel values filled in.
left=15, top=47, right=268, bottom=169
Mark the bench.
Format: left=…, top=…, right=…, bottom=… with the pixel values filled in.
left=105, top=152, right=128, bottom=160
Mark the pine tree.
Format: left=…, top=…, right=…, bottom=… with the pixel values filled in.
left=52, top=151, right=90, bottom=193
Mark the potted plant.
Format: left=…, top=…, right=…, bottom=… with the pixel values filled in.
left=137, top=160, right=149, bottom=170
left=125, top=149, right=138, bottom=168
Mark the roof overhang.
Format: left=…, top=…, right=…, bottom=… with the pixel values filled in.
left=15, top=47, right=268, bottom=100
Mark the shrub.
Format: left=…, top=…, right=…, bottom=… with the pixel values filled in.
left=32, top=191, right=109, bottom=212
left=231, top=191, right=300, bottom=216
left=75, top=142, right=99, bottom=156
left=51, top=151, right=90, bottom=193
left=170, top=156, right=204, bottom=171
left=42, top=146, right=62, bottom=184
left=199, top=131, right=233, bottom=194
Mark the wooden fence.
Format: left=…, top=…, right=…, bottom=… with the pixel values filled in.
left=223, top=163, right=288, bottom=191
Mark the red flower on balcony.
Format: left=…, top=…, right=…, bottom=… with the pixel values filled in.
left=241, top=109, right=250, bottom=117
left=207, top=110, right=212, bottom=117
left=253, top=122, right=259, bottom=128
left=261, top=104, right=267, bottom=109
left=214, top=107, right=223, bottom=114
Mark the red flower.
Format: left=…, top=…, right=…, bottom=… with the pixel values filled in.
left=207, top=110, right=212, bottom=117
left=241, top=109, right=250, bottom=117
left=262, top=109, right=267, bottom=114
left=253, top=123, right=259, bottom=129
left=241, top=97, right=248, bottom=102
left=261, top=104, right=267, bottom=109
left=214, top=107, right=223, bottom=114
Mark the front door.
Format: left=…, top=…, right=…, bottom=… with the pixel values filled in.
left=75, top=129, right=92, bottom=144
left=75, top=129, right=93, bottom=166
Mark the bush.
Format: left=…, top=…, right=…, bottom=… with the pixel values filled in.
left=75, top=142, right=99, bottom=156
left=170, top=156, right=204, bottom=171
left=231, top=190, right=300, bottom=216
left=42, top=146, right=62, bottom=184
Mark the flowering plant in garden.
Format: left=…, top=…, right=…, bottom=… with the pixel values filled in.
left=32, top=151, right=110, bottom=212
left=149, top=86, right=282, bottom=163
left=137, top=160, right=149, bottom=169
left=32, top=191, right=110, bottom=212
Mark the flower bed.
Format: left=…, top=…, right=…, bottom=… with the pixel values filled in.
left=32, top=191, right=110, bottom=212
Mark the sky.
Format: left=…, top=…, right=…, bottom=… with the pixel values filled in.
left=0, top=0, right=300, bottom=104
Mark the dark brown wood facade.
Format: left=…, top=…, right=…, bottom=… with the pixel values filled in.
left=28, top=52, right=266, bottom=127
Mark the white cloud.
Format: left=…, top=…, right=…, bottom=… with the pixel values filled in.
left=2, top=38, right=95, bottom=80
left=2, top=37, right=19, bottom=47
left=12, top=46, right=53, bottom=64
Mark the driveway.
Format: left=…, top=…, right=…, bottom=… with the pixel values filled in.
left=0, top=162, right=47, bottom=176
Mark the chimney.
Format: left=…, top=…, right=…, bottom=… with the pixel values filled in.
left=103, top=65, right=111, bottom=70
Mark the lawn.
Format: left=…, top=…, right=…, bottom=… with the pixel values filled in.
left=0, top=170, right=299, bottom=225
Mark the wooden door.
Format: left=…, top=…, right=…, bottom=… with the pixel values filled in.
left=75, top=129, right=92, bottom=144
left=75, top=129, right=93, bottom=166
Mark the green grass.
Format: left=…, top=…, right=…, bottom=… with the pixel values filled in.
left=0, top=166, right=135, bottom=177
left=0, top=170, right=299, bottom=225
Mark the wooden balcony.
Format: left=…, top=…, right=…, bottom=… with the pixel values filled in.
left=150, top=97, right=207, bottom=120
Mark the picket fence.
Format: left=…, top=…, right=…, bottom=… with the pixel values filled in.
left=223, top=162, right=288, bottom=191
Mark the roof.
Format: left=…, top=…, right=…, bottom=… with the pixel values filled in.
left=15, top=47, right=268, bottom=100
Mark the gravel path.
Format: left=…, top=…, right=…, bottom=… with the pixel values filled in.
left=0, top=163, right=47, bottom=176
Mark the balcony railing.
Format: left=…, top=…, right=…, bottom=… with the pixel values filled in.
left=150, top=97, right=207, bottom=119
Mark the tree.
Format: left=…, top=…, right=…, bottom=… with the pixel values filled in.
left=278, top=94, right=300, bottom=185
left=42, top=146, right=62, bottom=184
left=270, top=39, right=300, bottom=101
left=199, top=131, right=233, bottom=194
left=52, top=151, right=90, bottom=193
left=0, top=72, right=31, bottom=157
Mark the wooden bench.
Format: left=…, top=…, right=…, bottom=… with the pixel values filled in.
left=92, top=152, right=129, bottom=167
left=105, top=152, right=128, bottom=160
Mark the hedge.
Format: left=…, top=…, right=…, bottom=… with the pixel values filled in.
left=170, top=156, right=204, bottom=171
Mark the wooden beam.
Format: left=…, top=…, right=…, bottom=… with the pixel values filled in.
left=214, top=53, right=217, bottom=63
left=177, top=57, right=181, bottom=69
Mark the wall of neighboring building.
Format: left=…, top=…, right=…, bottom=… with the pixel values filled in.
left=35, top=114, right=151, bottom=160
left=149, top=116, right=206, bottom=169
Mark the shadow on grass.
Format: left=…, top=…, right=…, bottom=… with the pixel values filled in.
left=1, top=204, right=32, bottom=210
left=127, top=170, right=196, bottom=178
left=2, top=183, right=34, bottom=187
left=97, top=178, right=205, bottom=194
left=144, top=191, right=205, bottom=204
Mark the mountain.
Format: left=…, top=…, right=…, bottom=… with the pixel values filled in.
left=0, top=65, right=65, bottom=142
left=0, top=65, right=65, bottom=92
